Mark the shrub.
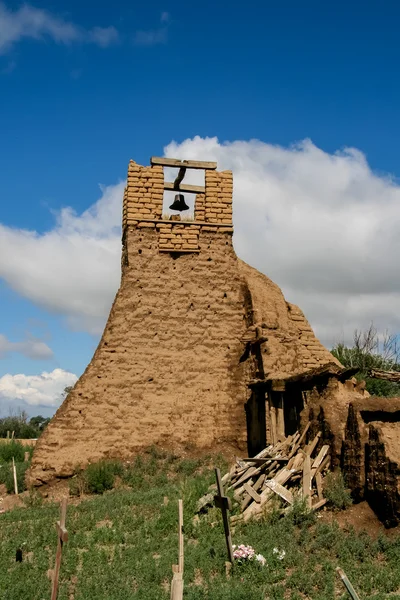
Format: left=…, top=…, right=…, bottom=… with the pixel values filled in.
left=0, top=440, right=31, bottom=463
left=3, top=461, right=29, bottom=494
left=324, top=471, right=352, bottom=510
left=79, top=460, right=124, bottom=495
left=287, top=495, right=316, bottom=527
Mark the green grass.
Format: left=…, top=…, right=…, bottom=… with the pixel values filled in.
left=1, top=451, right=400, bottom=599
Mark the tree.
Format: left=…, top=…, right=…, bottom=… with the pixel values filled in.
left=331, top=324, right=400, bottom=397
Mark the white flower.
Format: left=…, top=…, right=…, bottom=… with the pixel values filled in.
left=273, top=548, right=286, bottom=560
left=255, top=553, right=266, bottom=566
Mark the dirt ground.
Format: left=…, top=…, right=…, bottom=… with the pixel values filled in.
left=320, top=500, right=400, bottom=537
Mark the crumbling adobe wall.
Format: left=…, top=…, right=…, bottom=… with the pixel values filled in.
left=301, top=377, right=368, bottom=469
left=237, top=261, right=339, bottom=380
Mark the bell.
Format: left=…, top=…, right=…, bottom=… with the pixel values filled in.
left=169, top=194, right=189, bottom=212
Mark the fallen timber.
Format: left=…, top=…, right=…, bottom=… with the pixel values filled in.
left=198, top=427, right=331, bottom=523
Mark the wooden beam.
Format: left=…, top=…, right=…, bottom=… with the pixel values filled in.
left=151, top=157, right=217, bottom=170
left=243, top=482, right=262, bottom=504
left=164, top=182, right=206, bottom=194
left=265, top=480, right=294, bottom=504
left=303, top=454, right=312, bottom=508
left=369, top=368, right=400, bottom=382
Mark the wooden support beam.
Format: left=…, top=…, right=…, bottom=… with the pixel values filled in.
left=164, top=182, right=205, bottom=194
left=151, top=157, right=217, bottom=170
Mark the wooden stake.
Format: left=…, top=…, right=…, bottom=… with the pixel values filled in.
left=214, top=468, right=234, bottom=563
left=336, top=567, right=361, bottom=600
left=51, top=498, right=68, bottom=600
left=302, top=454, right=312, bottom=508
left=170, top=499, right=184, bottom=600
left=178, top=499, right=184, bottom=574
left=12, top=458, right=18, bottom=495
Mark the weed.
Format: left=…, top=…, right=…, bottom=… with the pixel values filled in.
left=0, top=440, right=33, bottom=463
left=3, top=461, right=29, bottom=494
left=324, top=471, right=353, bottom=510
left=286, top=495, right=316, bottom=527
left=84, top=461, right=123, bottom=494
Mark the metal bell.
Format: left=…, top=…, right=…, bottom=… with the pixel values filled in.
left=169, top=194, right=189, bottom=212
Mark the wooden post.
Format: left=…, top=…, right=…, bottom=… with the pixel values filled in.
left=170, top=499, right=184, bottom=600
left=336, top=567, right=361, bottom=600
left=24, top=451, right=30, bottom=463
left=276, top=393, right=285, bottom=441
left=302, top=454, right=312, bottom=508
left=12, top=458, right=18, bottom=495
left=51, top=498, right=68, bottom=600
left=214, top=468, right=234, bottom=563
left=6, top=430, right=9, bottom=439
left=11, top=431, right=15, bottom=440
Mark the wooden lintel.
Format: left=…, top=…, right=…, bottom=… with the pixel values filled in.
left=151, top=157, right=217, bottom=170
left=159, top=249, right=201, bottom=254
left=164, top=182, right=205, bottom=194
left=124, top=218, right=233, bottom=228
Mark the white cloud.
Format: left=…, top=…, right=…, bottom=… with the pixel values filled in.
left=134, top=12, right=170, bottom=46
left=0, top=334, right=53, bottom=360
left=1, top=136, right=400, bottom=347
left=0, top=182, right=123, bottom=334
left=0, top=368, right=77, bottom=407
left=0, top=2, right=119, bottom=54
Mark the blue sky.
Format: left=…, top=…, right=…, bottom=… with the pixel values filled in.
left=1, top=0, right=400, bottom=416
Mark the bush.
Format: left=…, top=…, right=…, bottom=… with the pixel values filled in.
left=2, top=461, right=29, bottom=494
left=0, top=440, right=32, bottom=463
left=287, top=495, right=316, bottom=527
left=72, top=460, right=124, bottom=495
left=324, top=471, right=352, bottom=510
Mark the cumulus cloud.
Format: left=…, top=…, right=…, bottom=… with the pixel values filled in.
left=0, top=2, right=119, bottom=54
left=0, top=136, right=400, bottom=347
left=0, top=182, right=123, bottom=334
left=0, top=368, right=77, bottom=407
left=0, top=334, right=53, bottom=360
left=134, top=12, right=170, bottom=46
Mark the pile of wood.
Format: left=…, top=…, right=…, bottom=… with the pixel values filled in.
left=199, top=424, right=331, bottom=523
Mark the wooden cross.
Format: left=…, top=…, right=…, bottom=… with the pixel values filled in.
left=214, top=468, right=234, bottom=563
left=51, top=498, right=69, bottom=600
left=170, top=499, right=184, bottom=600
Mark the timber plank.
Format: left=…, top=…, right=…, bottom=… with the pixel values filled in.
left=151, top=157, right=217, bottom=170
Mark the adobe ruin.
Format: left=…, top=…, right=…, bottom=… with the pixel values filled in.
left=29, top=157, right=400, bottom=525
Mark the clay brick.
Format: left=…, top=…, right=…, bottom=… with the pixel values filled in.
left=137, top=222, right=155, bottom=228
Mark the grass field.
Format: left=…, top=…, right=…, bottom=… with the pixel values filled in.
left=1, top=448, right=400, bottom=600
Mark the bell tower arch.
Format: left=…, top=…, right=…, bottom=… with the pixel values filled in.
left=122, top=157, right=233, bottom=254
